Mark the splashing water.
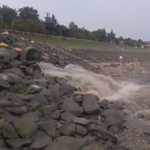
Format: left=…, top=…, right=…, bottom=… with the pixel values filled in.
left=39, top=62, right=141, bottom=100
left=39, top=62, right=150, bottom=121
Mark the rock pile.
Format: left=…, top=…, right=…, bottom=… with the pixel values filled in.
left=0, top=32, right=150, bottom=150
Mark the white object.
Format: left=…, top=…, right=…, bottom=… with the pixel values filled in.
left=119, top=56, right=123, bottom=60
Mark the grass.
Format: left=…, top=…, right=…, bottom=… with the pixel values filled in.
left=22, top=35, right=148, bottom=52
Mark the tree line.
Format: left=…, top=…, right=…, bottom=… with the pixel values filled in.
left=0, top=5, right=145, bottom=47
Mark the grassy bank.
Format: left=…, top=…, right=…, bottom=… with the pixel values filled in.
left=22, top=35, right=145, bottom=52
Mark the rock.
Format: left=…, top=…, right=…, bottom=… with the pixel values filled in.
left=74, top=95, right=83, bottom=103
left=38, top=121, right=60, bottom=138
left=122, top=117, right=150, bottom=135
left=3, top=123, right=19, bottom=139
left=82, top=94, right=101, bottom=114
left=60, top=84, right=77, bottom=96
left=103, top=140, right=113, bottom=149
left=10, top=60, right=22, bottom=67
left=87, top=124, right=117, bottom=142
left=45, top=136, right=83, bottom=150
left=20, top=94, right=34, bottom=102
left=0, top=100, right=24, bottom=108
left=28, top=100, right=40, bottom=109
left=76, top=125, right=87, bottom=135
left=2, top=111, right=18, bottom=121
left=102, top=109, right=124, bottom=127
left=33, top=70, right=43, bottom=79
left=4, top=68, right=25, bottom=78
left=62, top=98, right=83, bottom=116
left=99, top=99, right=109, bottom=109
left=0, top=78, right=10, bottom=89
left=38, top=105, right=57, bottom=117
left=11, top=82, right=27, bottom=91
left=51, top=110, right=60, bottom=119
left=31, top=130, right=52, bottom=149
left=60, top=112, right=77, bottom=122
left=108, top=100, right=124, bottom=110
left=0, top=73, right=21, bottom=84
left=32, top=94, right=49, bottom=105
left=73, top=117, right=91, bottom=126
left=22, top=112, right=40, bottom=122
left=27, top=85, right=42, bottom=94
left=13, top=118, right=37, bottom=138
left=60, top=124, right=76, bottom=136
left=6, top=106, right=27, bottom=115
left=6, top=139, right=32, bottom=148
left=82, top=141, right=104, bottom=150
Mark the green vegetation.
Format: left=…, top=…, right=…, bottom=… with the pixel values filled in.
left=22, top=35, right=144, bottom=52
left=0, top=5, right=146, bottom=48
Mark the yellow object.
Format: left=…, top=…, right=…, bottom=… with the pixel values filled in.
left=1, top=31, right=9, bottom=35
left=30, top=40, right=34, bottom=44
left=0, top=43, right=9, bottom=47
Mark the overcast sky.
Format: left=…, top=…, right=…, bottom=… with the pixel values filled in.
left=1, top=0, right=150, bottom=40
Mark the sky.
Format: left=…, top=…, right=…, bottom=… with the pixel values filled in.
left=1, top=0, right=150, bottom=41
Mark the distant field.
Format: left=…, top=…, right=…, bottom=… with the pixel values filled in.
left=22, top=35, right=146, bottom=52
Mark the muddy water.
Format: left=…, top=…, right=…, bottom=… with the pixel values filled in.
left=39, top=62, right=150, bottom=122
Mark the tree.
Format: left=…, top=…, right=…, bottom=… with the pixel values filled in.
left=0, top=5, right=17, bottom=26
left=68, top=22, right=78, bottom=37
left=45, top=13, right=59, bottom=35
left=18, top=7, right=39, bottom=21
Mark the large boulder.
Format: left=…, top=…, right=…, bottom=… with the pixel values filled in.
left=31, top=130, right=52, bottom=149
left=62, top=98, right=83, bottom=116
left=13, top=118, right=37, bottom=138
left=3, top=123, right=19, bottom=139
left=82, top=94, right=101, bottom=114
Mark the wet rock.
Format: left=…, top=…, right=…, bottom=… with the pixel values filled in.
left=108, top=100, right=124, bottom=110
left=6, top=139, right=32, bottom=148
left=62, top=98, right=83, bottom=116
left=3, top=123, right=19, bottom=139
left=22, top=112, right=40, bottom=122
left=60, top=112, right=77, bottom=122
left=99, top=99, right=109, bottom=109
left=73, top=117, right=91, bottom=126
left=82, top=94, right=101, bottom=114
left=76, top=125, right=87, bottom=135
left=13, top=118, right=37, bottom=138
left=60, top=124, right=76, bottom=136
left=38, top=120, right=60, bottom=138
left=31, top=130, right=52, bottom=149
left=27, top=85, right=42, bottom=94
left=102, top=109, right=124, bottom=127
left=60, top=84, right=77, bottom=96
left=51, top=110, right=60, bottom=119
left=32, top=93, right=49, bottom=105
left=6, top=106, right=27, bottom=115
left=0, top=78, right=10, bottom=89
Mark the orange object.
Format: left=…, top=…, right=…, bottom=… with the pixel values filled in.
left=14, top=48, right=23, bottom=52
left=85, top=91, right=92, bottom=95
